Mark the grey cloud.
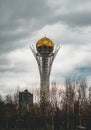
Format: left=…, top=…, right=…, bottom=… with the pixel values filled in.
left=0, top=0, right=53, bottom=54
left=0, top=66, right=26, bottom=73
left=47, top=0, right=91, bottom=27
left=0, top=55, right=9, bottom=65
left=0, top=0, right=91, bottom=55
left=0, top=31, right=28, bottom=44
left=57, top=11, right=91, bottom=27
left=0, top=0, right=51, bottom=30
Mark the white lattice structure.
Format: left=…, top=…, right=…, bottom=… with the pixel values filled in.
left=30, top=37, right=60, bottom=98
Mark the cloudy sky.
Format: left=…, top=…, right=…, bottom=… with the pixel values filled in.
left=0, top=0, right=91, bottom=96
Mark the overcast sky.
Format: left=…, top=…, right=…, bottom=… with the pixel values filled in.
left=0, top=0, right=91, bottom=96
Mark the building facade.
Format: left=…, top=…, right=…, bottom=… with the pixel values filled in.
left=19, top=89, right=33, bottom=112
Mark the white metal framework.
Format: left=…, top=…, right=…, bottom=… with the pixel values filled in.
left=30, top=43, right=60, bottom=98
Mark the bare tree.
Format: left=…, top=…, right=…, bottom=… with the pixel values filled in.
left=50, top=81, right=58, bottom=108
left=64, top=77, right=76, bottom=128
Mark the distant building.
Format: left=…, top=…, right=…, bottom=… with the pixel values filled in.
left=19, top=89, right=33, bottom=112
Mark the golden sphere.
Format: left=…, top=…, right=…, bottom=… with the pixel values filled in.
left=36, top=37, right=54, bottom=47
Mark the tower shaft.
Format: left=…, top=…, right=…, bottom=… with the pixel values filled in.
left=36, top=53, right=54, bottom=96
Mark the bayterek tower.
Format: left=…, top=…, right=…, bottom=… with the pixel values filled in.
left=30, top=37, right=60, bottom=99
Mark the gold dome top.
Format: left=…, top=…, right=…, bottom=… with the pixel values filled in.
left=36, top=37, right=54, bottom=47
